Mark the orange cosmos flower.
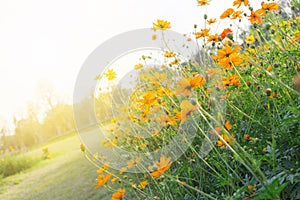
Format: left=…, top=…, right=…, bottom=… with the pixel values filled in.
left=180, top=100, right=197, bottom=123
left=95, top=173, right=112, bottom=189
left=174, top=109, right=182, bottom=121
left=261, top=2, right=279, bottom=11
left=244, top=134, right=252, bottom=141
left=176, top=78, right=192, bottom=96
left=294, top=31, right=300, bottom=41
left=127, top=157, right=140, bottom=168
left=195, top=28, right=210, bottom=39
left=196, top=0, right=211, bottom=6
left=223, top=74, right=241, bottom=87
left=159, top=114, right=178, bottom=126
left=224, top=120, right=232, bottom=131
left=230, top=53, right=243, bottom=67
left=190, top=74, right=206, bottom=88
left=211, top=126, right=222, bottom=134
left=136, top=91, right=159, bottom=109
left=207, top=34, right=219, bottom=42
left=257, top=2, right=279, bottom=16
left=248, top=11, right=262, bottom=24
left=206, top=68, right=220, bottom=79
left=157, top=87, right=175, bottom=96
left=219, top=28, right=233, bottom=39
left=231, top=10, right=243, bottom=19
left=220, top=8, right=234, bottom=19
left=112, top=188, right=126, bottom=200
left=214, top=45, right=241, bottom=60
left=233, top=0, right=249, bottom=8
left=219, top=58, right=233, bottom=69
left=217, top=134, right=235, bottom=147
left=176, top=75, right=206, bottom=96
left=207, top=18, right=217, bottom=25
left=150, top=155, right=172, bottom=178
left=171, top=58, right=181, bottom=65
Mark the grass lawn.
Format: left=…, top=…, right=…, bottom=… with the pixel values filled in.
left=0, top=130, right=111, bottom=200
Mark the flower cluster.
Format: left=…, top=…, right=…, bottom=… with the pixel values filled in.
left=85, top=0, right=300, bottom=199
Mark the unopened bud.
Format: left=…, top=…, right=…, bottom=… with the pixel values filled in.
left=266, top=88, right=272, bottom=96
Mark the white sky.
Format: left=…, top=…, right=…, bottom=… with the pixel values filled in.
left=0, top=0, right=262, bottom=127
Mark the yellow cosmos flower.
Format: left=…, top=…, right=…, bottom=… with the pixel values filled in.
left=104, top=69, right=117, bottom=80
left=138, top=180, right=149, bottom=189
left=80, top=143, right=86, bottom=152
left=97, top=162, right=110, bottom=174
left=153, top=19, right=171, bottom=30
left=245, top=35, right=256, bottom=44
left=161, top=63, right=168, bottom=69
left=134, top=63, right=143, bottom=70
left=111, top=177, right=119, bottom=184
left=164, top=51, right=176, bottom=58
left=152, top=34, right=157, bottom=40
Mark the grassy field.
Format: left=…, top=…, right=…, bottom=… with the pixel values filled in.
left=0, top=130, right=111, bottom=200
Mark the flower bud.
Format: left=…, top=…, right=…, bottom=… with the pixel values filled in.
left=266, top=88, right=272, bottom=96
left=271, top=29, right=275, bottom=34
left=227, top=33, right=233, bottom=40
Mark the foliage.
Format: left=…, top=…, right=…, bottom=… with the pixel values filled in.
left=0, top=154, right=39, bottom=178
left=80, top=0, right=300, bottom=199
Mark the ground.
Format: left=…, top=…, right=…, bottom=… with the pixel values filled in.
left=0, top=130, right=111, bottom=200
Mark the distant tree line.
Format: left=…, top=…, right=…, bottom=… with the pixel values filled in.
left=0, top=86, right=115, bottom=152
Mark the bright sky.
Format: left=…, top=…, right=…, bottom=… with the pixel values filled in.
left=0, top=0, right=262, bottom=127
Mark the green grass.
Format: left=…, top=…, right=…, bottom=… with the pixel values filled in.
left=0, top=130, right=111, bottom=200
